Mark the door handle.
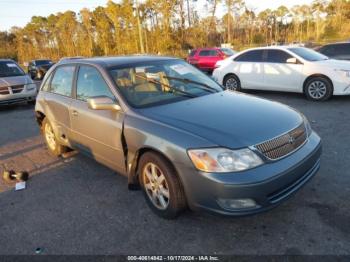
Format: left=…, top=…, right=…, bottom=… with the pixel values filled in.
left=72, top=110, right=78, bottom=116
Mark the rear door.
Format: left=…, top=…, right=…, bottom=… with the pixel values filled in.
left=232, top=49, right=265, bottom=89
left=69, top=65, right=126, bottom=173
left=43, top=65, right=76, bottom=140
left=262, top=49, right=304, bottom=92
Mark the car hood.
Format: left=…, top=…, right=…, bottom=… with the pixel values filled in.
left=316, top=59, right=350, bottom=70
left=139, top=91, right=303, bottom=148
left=0, top=75, right=33, bottom=88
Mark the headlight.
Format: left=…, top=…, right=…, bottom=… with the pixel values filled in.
left=335, top=69, right=350, bottom=78
left=25, top=83, right=37, bottom=91
left=188, top=148, right=263, bottom=173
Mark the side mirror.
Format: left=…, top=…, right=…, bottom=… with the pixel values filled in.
left=286, top=57, right=298, bottom=64
left=87, top=96, right=121, bottom=112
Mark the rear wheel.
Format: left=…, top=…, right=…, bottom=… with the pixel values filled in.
left=304, top=77, right=333, bottom=101
left=223, top=74, right=241, bottom=91
left=42, top=118, right=66, bottom=157
left=139, top=152, right=186, bottom=219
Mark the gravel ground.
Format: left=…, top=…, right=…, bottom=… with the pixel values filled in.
left=0, top=91, right=349, bottom=255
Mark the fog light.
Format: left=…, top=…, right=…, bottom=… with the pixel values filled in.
left=218, top=198, right=257, bottom=210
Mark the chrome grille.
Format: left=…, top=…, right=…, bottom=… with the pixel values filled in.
left=255, top=124, right=307, bottom=160
left=0, top=86, right=10, bottom=95
left=11, top=85, right=24, bottom=94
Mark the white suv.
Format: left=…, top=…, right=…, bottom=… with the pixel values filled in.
left=213, top=46, right=350, bottom=101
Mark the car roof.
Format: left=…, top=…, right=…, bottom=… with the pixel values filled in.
left=58, top=55, right=178, bottom=68
left=0, top=59, right=15, bottom=62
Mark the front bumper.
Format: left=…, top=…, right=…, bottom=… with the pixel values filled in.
left=179, top=131, right=322, bottom=216
left=0, top=88, right=37, bottom=105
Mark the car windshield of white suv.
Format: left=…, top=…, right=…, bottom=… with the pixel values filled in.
left=288, top=47, right=329, bottom=61
left=0, top=61, right=25, bottom=77
left=109, top=60, right=223, bottom=108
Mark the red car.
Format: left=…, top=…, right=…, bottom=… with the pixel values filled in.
left=187, top=47, right=236, bottom=73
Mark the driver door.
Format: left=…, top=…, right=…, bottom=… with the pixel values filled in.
left=69, top=65, right=126, bottom=173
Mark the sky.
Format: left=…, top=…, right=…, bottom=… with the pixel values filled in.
left=0, top=0, right=314, bottom=31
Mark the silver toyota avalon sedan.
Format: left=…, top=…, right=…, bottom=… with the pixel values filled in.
left=35, top=56, right=322, bottom=218
left=0, top=59, right=37, bottom=105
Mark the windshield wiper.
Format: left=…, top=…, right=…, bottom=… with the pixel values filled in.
left=163, top=76, right=219, bottom=93
left=135, top=75, right=197, bottom=98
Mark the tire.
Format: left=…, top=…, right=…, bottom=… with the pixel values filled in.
left=42, top=118, right=66, bottom=157
left=304, top=76, right=333, bottom=101
left=223, top=74, right=241, bottom=91
left=138, top=152, right=186, bottom=219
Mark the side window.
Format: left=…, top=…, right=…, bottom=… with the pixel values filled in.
left=76, top=66, right=115, bottom=102
left=199, top=50, right=210, bottom=56
left=234, top=50, right=264, bottom=62
left=51, top=66, right=75, bottom=97
left=266, top=50, right=293, bottom=63
left=322, top=45, right=336, bottom=56
left=208, top=50, right=218, bottom=56
left=337, top=44, right=350, bottom=55
left=41, top=72, right=53, bottom=92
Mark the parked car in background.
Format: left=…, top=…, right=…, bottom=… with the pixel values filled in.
left=187, top=47, right=236, bottom=73
left=0, top=59, right=37, bottom=105
left=317, top=42, right=350, bottom=61
left=35, top=56, right=321, bottom=218
left=28, top=59, right=54, bottom=80
left=213, top=46, right=350, bottom=101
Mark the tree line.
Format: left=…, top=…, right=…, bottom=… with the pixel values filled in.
left=1, top=0, right=350, bottom=63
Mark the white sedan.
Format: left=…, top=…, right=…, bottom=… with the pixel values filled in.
left=212, top=46, right=350, bottom=101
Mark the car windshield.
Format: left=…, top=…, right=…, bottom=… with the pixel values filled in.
left=0, top=61, right=25, bottom=77
left=288, top=47, right=328, bottom=61
left=109, top=59, right=223, bottom=108
left=35, top=60, right=52, bottom=65
left=220, top=48, right=235, bottom=56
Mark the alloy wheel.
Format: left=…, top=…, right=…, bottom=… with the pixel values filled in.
left=225, top=77, right=238, bottom=91
left=143, top=162, right=170, bottom=210
left=308, top=80, right=327, bottom=99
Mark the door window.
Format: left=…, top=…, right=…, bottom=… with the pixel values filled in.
left=266, top=50, right=294, bottom=63
left=234, top=50, right=264, bottom=62
left=76, top=66, right=115, bottom=102
left=51, top=66, right=75, bottom=97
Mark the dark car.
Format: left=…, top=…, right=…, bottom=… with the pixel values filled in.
left=187, top=47, right=236, bottom=73
left=317, top=42, right=350, bottom=60
left=35, top=56, right=321, bottom=218
left=28, top=59, right=54, bottom=80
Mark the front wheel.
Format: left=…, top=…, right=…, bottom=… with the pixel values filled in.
left=304, top=77, right=333, bottom=101
left=223, top=74, right=241, bottom=91
left=139, top=152, right=186, bottom=219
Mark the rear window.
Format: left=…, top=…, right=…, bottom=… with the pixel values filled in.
left=35, top=60, right=53, bottom=66
left=199, top=50, right=218, bottom=56
left=0, top=61, right=25, bottom=77
left=235, top=50, right=264, bottom=62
